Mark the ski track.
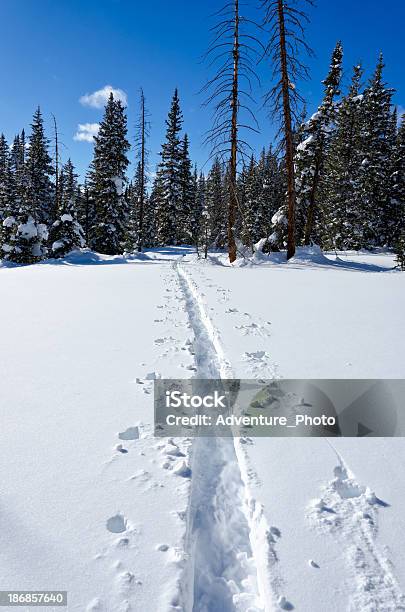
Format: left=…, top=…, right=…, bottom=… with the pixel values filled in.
left=176, top=261, right=281, bottom=612
left=90, top=254, right=404, bottom=611
left=175, top=258, right=404, bottom=612
left=310, top=441, right=405, bottom=612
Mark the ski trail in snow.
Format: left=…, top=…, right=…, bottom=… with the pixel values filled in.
left=175, top=261, right=280, bottom=612
left=309, top=440, right=405, bottom=611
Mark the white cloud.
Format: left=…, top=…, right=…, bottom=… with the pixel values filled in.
left=73, top=123, right=100, bottom=143
left=79, top=85, right=128, bottom=109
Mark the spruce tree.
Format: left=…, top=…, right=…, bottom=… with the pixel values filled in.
left=49, top=159, right=84, bottom=258
left=391, top=114, right=405, bottom=244
left=194, top=172, right=206, bottom=255
left=258, top=147, right=284, bottom=241
left=241, top=155, right=260, bottom=250
left=320, top=64, right=364, bottom=249
left=26, top=107, right=54, bottom=224
left=294, top=41, right=343, bottom=245
left=2, top=113, right=51, bottom=264
left=357, top=54, right=394, bottom=247
left=76, top=179, right=94, bottom=247
left=0, top=134, right=12, bottom=222
left=88, top=93, right=130, bottom=254
left=178, top=134, right=194, bottom=243
left=155, top=89, right=184, bottom=246
left=206, top=158, right=226, bottom=249
left=9, top=132, right=27, bottom=212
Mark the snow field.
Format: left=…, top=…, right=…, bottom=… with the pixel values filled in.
left=0, top=247, right=404, bottom=611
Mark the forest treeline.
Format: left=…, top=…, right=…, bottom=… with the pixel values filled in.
left=0, top=2, right=404, bottom=266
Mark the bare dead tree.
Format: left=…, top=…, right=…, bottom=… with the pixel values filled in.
left=261, top=0, right=313, bottom=259
left=202, top=0, right=263, bottom=263
left=51, top=114, right=61, bottom=219
left=135, top=88, right=151, bottom=252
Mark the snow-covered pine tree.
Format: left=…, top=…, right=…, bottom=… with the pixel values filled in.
left=294, top=41, right=343, bottom=245
left=178, top=134, right=194, bottom=243
left=258, top=147, right=284, bottom=241
left=391, top=113, right=405, bottom=245
left=357, top=54, right=394, bottom=247
left=155, top=89, right=184, bottom=246
left=126, top=162, right=142, bottom=251
left=88, top=93, right=130, bottom=254
left=76, top=179, right=93, bottom=247
left=187, top=166, right=201, bottom=250
left=59, top=159, right=78, bottom=213
left=241, top=155, right=260, bottom=250
left=320, top=64, right=364, bottom=249
left=195, top=172, right=206, bottom=255
left=2, top=115, right=51, bottom=264
left=49, top=159, right=84, bottom=258
left=0, top=134, right=13, bottom=223
left=198, top=173, right=211, bottom=258
left=206, top=158, right=226, bottom=248
left=25, top=107, right=54, bottom=224
left=9, top=130, right=28, bottom=211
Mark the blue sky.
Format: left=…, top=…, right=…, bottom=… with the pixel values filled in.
left=0, top=0, right=403, bottom=180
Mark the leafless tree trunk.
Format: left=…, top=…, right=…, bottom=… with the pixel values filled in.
left=261, top=0, right=313, bottom=259
left=227, top=0, right=239, bottom=263
left=277, top=0, right=296, bottom=259
left=202, top=0, right=261, bottom=264
left=135, top=88, right=150, bottom=252
left=52, top=114, right=60, bottom=219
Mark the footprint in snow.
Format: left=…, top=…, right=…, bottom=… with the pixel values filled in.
left=235, top=322, right=264, bottom=335
left=86, top=598, right=103, bottom=611
left=278, top=595, right=294, bottom=610
left=172, top=460, right=192, bottom=478
left=106, top=514, right=127, bottom=534
left=115, top=444, right=128, bottom=454
left=119, top=426, right=139, bottom=441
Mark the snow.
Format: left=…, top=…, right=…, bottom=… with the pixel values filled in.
left=0, top=246, right=404, bottom=611
left=52, top=239, right=66, bottom=251
left=60, top=213, right=73, bottom=222
left=2, top=215, right=16, bottom=228
left=113, top=176, right=125, bottom=196
left=17, top=216, right=38, bottom=239
left=297, top=134, right=315, bottom=151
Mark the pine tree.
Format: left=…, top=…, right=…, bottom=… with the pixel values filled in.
left=241, top=155, right=260, bottom=249
left=391, top=114, right=405, bottom=244
left=2, top=114, right=51, bottom=264
left=0, top=134, right=12, bottom=221
left=294, top=41, right=343, bottom=245
left=320, top=64, right=364, bottom=249
left=258, top=147, right=284, bottom=240
left=357, top=54, right=394, bottom=247
left=155, top=89, right=184, bottom=246
left=198, top=173, right=211, bottom=258
left=178, top=134, right=194, bottom=243
left=206, top=158, right=226, bottom=248
left=195, top=172, right=206, bottom=255
left=88, top=93, right=130, bottom=254
left=49, top=159, right=84, bottom=258
left=59, top=159, right=78, bottom=213
left=9, top=132, right=26, bottom=213
left=76, top=179, right=93, bottom=247
left=25, top=107, right=54, bottom=224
